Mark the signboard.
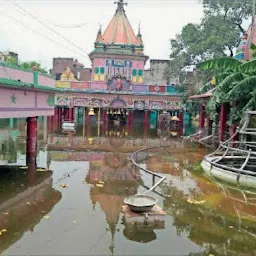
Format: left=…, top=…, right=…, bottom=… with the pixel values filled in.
left=55, top=81, right=71, bottom=89
left=71, top=82, right=88, bottom=90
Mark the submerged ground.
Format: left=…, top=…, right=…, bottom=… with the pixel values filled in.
left=0, top=119, right=256, bottom=256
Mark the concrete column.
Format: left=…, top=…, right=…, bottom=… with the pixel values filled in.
left=9, top=118, right=14, bottom=129
left=43, top=116, right=48, bottom=141
left=87, top=111, right=91, bottom=135
left=219, top=104, right=228, bottom=143
left=178, top=111, right=184, bottom=136
left=68, top=108, right=73, bottom=122
left=144, top=110, right=149, bottom=128
left=207, top=117, right=213, bottom=136
left=26, top=117, right=37, bottom=170
left=144, top=110, right=149, bottom=137
left=199, top=104, right=205, bottom=129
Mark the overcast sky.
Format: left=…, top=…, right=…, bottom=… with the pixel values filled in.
left=0, top=0, right=206, bottom=70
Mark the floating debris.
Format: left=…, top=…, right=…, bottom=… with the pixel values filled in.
left=27, top=202, right=31, bottom=205
left=2, top=212, right=9, bottom=215
left=60, top=184, right=69, bottom=188
left=1, top=229, right=7, bottom=233
left=96, top=184, right=104, bottom=188
left=73, top=221, right=77, bottom=224
left=229, top=226, right=234, bottom=229
left=187, top=199, right=206, bottom=205
left=20, top=166, right=28, bottom=169
left=44, top=216, right=50, bottom=219
left=36, top=168, right=47, bottom=172
left=98, top=181, right=104, bottom=185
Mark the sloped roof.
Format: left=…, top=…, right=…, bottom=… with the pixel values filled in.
left=98, top=1, right=139, bottom=45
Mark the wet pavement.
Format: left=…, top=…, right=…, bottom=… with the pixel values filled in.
left=0, top=119, right=256, bottom=256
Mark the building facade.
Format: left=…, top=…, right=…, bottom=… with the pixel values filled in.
left=54, top=0, right=184, bottom=126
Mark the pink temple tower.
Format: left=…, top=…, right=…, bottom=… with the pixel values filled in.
left=89, top=0, right=149, bottom=92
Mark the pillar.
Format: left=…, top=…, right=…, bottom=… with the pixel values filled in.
left=199, top=104, right=205, bottom=129
left=58, top=107, right=62, bottom=127
left=178, top=111, right=184, bottom=136
left=144, top=110, right=149, bottom=137
left=87, top=110, right=91, bottom=135
left=26, top=117, right=37, bottom=170
left=219, top=104, right=228, bottom=143
left=207, top=117, right=213, bottom=136
left=68, top=108, right=73, bottom=122
left=43, top=116, right=48, bottom=141
left=128, top=110, right=133, bottom=125
left=231, top=123, right=239, bottom=147
left=144, top=110, right=149, bottom=127
left=9, top=118, right=14, bottom=129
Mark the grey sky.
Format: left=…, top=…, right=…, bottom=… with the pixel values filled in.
left=1, top=0, right=204, bottom=70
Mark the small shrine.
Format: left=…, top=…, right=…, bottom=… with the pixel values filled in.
left=60, top=67, right=77, bottom=81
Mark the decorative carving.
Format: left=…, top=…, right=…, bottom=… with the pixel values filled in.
left=60, top=67, right=77, bottom=81
left=107, top=76, right=130, bottom=91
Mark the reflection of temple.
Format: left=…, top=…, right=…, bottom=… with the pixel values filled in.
left=85, top=152, right=139, bottom=254
left=162, top=175, right=256, bottom=256
left=0, top=168, right=61, bottom=254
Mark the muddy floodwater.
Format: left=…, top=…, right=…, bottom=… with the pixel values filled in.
left=0, top=119, right=256, bottom=256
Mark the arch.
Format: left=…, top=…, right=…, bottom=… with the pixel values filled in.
left=110, top=97, right=127, bottom=108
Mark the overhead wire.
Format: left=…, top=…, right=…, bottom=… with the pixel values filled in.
left=0, top=9, right=89, bottom=62
left=8, top=0, right=91, bottom=58
left=18, top=0, right=89, bottom=29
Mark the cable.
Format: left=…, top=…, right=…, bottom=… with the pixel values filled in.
left=8, top=0, right=91, bottom=58
left=0, top=10, right=89, bottom=62
left=18, top=0, right=89, bottom=29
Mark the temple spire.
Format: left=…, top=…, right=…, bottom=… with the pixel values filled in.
left=114, top=0, right=128, bottom=13
left=137, top=21, right=141, bottom=36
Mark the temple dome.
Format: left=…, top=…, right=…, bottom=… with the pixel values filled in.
left=95, top=0, right=142, bottom=47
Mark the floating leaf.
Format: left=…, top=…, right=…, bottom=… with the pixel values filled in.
left=96, top=184, right=104, bottom=188
left=60, top=184, right=69, bottom=188
left=37, top=168, right=47, bottom=172
left=98, top=181, right=104, bottom=184
left=20, top=166, right=28, bottom=169
left=3, top=212, right=8, bottom=215
left=1, top=229, right=7, bottom=233
left=44, top=216, right=50, bottom=219
left=187, top=199, right=206, bottom=205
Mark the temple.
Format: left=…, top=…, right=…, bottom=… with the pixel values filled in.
left=53, top=0, right=184, bottom=129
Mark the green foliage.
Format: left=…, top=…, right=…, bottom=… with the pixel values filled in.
left=197, top=57, right=240, bottom=71
left=19, top=61, right=48, bottom=74
left=5, top=58, right=48, bottom=74
left=198, top=56, right=256, bottom=124
left=202, top=0, right=253, bottom=32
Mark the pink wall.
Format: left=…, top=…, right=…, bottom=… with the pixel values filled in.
left=0, top=87, right=54, bottom=118
left=0, top=66, right=55, bottom=87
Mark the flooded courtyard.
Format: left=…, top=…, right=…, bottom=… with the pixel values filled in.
left=0, top=118, right=256, bottom=256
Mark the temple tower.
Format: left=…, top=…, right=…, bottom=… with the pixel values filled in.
left=89, top=0, right=149, bottom=91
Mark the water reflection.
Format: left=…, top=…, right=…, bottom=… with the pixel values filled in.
left=0, top=118, right=256, bottom=256
left=142, top=149, right=256, bottom=256
left=0, top=167, right=61, bottom=254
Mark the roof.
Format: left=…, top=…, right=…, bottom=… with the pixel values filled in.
left=189, top=88, right=215, bottom=100
left=96, top=0, right=140, bottom=46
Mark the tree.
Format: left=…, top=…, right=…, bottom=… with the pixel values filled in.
left=5, top=58, right=48, bottom=74
left=202, top=0, right=253, bottom=33
left=164, top=0, right=250, bottom=83
left=19, top=61, right=48, bottom=74
left=198, top=57, right=256, bottom=124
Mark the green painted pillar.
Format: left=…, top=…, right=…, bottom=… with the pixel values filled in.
left=32, top=66, right=38, bottom=86
left=9, top=118, right=14, bottom=129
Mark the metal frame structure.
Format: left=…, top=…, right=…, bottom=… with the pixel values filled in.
left=202, top=111, right=256, bottom=188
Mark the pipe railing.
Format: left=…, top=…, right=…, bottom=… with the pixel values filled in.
left=130, top=146, right=167, bottom=194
